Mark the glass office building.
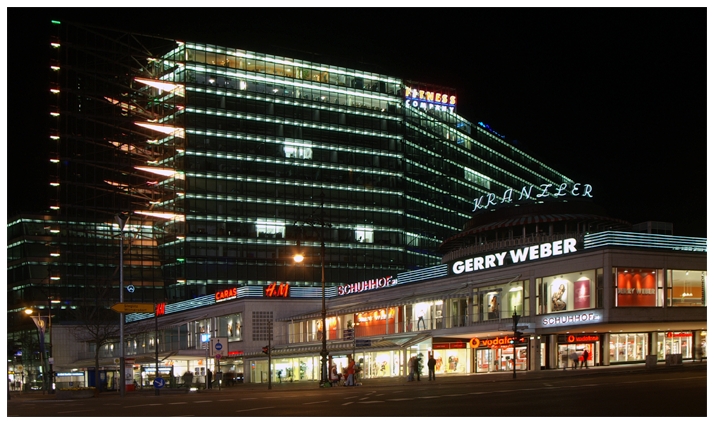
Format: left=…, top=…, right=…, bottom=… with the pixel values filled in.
left=44, top=21, right=573, bottom=304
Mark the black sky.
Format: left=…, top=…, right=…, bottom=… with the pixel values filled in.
left=4, top=7, right=708, bottom=237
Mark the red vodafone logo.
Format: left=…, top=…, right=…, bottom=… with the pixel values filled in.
left=470, top=338, right=480, bottom=348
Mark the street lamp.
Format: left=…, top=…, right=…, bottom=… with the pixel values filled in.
left=24, top=308, right=48, bottom=394
left=293, top=194, right=329, bottom=388
left=115, top=213, right=129, bottom=398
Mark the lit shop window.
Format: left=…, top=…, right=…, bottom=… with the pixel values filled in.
left=609, top=333, right=648, bottom=363
left=537, top=270, right=599, bottom=314
left=614, top=268, right=664, bottom=307
left=667, top=270, right=706, bottom=307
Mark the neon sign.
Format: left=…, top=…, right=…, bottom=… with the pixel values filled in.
left=337, top=276, right=396, bottom=296
left=451, top=238, right=577, bottom=275
left=541, top=311, right=602, bottom=327
left=356, top=308, right=396, bottom=323
left=473, top=183, right=593, bottom=212
left=215, top=287, right=237, bottom=302
left=264, top=282, right=289, bottom=298
left=156, top=303, right=166, bottom=316
left=469, top=336, right=525, bottom=348
left=404, top=86, right=456, bottom=113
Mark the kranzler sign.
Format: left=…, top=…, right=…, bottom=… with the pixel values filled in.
left=451, top=238, right=578, bottom=275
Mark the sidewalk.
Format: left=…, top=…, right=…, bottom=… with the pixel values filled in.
left=8, top=359, right=706, bottom=400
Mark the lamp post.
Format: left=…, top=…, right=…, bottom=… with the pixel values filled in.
left=293, top=193, right=329, bottom=387
left=24, top=308, right=48, bottom=394
left=115, top=213, right=129, bottom=398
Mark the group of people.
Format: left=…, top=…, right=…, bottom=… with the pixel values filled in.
left=330, top=355, right=357, bottom=386
left=562, top=349, right=590, bottom=370
left=407, top=353, right=438, bottom=381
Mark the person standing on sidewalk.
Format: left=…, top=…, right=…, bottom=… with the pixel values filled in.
left=569, top=351, right=579, bottom=369
left=207, top=368, right=213, bottom=389
left=346, top=355, right=356, bottom=386
left=561, top=351, right=569, bottom=371
left=427, top=354, right=436, bottom=380
left=581, top=349, right=589, bottom=368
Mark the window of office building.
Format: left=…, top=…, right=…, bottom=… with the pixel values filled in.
left=283, top=142, right=313, bottom=159
left=609, top=333, right=648, bottom=363
left=614, top=268, right=663, bottom=307
left=354, top=227, right=374, bottom=243
left=537, top=270, right=599, bottom=314
left=667, top=270, right=706, bottom=307
left=255, top=220, right=285, bottom=239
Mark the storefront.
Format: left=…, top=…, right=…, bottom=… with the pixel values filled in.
left=470, top=335, right=528, bottom=373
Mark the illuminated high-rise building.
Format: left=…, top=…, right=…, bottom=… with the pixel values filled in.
left=19, top=21, right=577, bottom=313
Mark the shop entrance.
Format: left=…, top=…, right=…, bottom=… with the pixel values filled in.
left=558, top=342, right=597, bottom=368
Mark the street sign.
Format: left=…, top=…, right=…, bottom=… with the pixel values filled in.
left=211, top=338, right=225, bottom=357
left=355, top=339, right=372, bottom=348
left=153, top=377, right=165, bottom=389
left=215, top=354, right=222, bottom=360
left=111, top=302, right=155, bottom=313
left=343, top=329, right=354, bottom=341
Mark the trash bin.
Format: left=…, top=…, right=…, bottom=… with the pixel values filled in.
left=645, top=355, right=657, bottom=369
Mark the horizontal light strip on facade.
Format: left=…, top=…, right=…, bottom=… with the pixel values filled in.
left=396, top=264, right=449, bottom=285
left=584, top=231, right=707, bottom=252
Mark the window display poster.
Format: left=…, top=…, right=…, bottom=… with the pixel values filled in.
left=617, top=271, right=656, bottom=307
left=487, top=293, right=500, bottom=319
left=574, top=278, right=591, bottom=309
left=550, top=280, right=567, bottom=312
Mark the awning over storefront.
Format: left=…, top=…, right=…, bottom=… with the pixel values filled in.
left=280, top=284, right=475, bottom=322
left=258, top=332, right=434, bottom=358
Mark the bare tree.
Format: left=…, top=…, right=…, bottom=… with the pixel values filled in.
left=72, top=278, right=119, bottom=393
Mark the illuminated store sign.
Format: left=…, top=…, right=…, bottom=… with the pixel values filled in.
left=215, top=287, right=237, bottom=302
left=472, top=183, right=593, bottom=212
left=452, top=238, right=577, bottom=275
left=264, top=282, right=290, bottom=298
left=433, top=342, right=467, bottom=349
left=541, top=311, right=602, bottom=327
left=558, top=334, right=600, bottom=343
left=469, top=336, right=526, bottom=348
left=156, top=302, right=166, bottom=316
left=337, top=275, right=396, bottom=296
left=404, top=86, right=456, bottom=113
left=356, top=308, right=396, bottom=323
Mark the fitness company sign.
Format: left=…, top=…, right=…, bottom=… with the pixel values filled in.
left=451, top=238, right=578, bottom=275
left=541, top=310, right=603, bottom=328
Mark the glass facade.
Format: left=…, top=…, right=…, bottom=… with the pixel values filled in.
left=667, top=270, right=706, bottom=307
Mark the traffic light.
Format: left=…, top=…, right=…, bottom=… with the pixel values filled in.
left=262, top=345, right=270, bottom=355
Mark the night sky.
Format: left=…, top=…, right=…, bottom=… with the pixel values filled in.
left=4, top=7, right=708, bottom=237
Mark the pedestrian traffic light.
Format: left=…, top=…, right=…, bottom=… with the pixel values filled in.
left=262, top=345, right=269, bottom=355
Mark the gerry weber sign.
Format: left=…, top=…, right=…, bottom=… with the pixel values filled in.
left=451, top=238, right=578, bottom=275
left=473, top=183, right=593, bottom=212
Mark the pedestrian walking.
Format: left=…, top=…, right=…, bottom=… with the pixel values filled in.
left=561, top=351, right=568, bottom=370
left=207, top=368, right=213, bottom=389
left=428, top=354, right=436, bottom=380
left=407, top=356, right=416, bottom=381
left=569, top=351, right=579, bottom=369
left=415, top=353, right=423, bottom=381
left=582, top=349, right=589, bottom=368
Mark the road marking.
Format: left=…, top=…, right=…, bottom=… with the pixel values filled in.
left=342, top=402, right=354, bottom=405
left=386, top=398, right=413, bottom=401
left=218, top=399, right=234, bottom=402
left=146, top=403, right=162, bottom=406
left=169, top=402, right=188, bottom=404
left=304, top=400, right=330, bottom=405
left=235, top=407, right=274, bottom=413
left=57, top=410, right=95, bottom=414
left=193, top=400, right=213, bottom=403
left=418, top=396, right=441, bottom=399
left=444, top=394, right=466, bottom=397
left=358, top=401, right=384, bottom=403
